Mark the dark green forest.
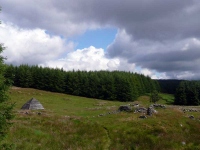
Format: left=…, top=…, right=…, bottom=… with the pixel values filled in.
left=4, top=64, right=160, bottom=102
left=158, top=79, right=200, bottom=106
left=156, top=79, right=183, bottom=94
left=5, top=64, right=200, bottom=105
left=175, top=81, right=200, bottom=106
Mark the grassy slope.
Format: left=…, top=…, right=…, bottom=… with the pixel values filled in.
left=4, top=87, right=200, bottom=150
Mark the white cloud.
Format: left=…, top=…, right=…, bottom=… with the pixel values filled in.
left=41, top=46, right=162, bottom=79
left=140, top=68, right=153, bottom=77
left=41, top=46, right=121, bottom=71
left=139, top=68, right=168, bottom=79
left=0, top=22, right=162, bottom=79
left=0, top=22, right=74, bottom=65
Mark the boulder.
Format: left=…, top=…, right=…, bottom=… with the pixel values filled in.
left=139, top=115, right=147, bottom=119
left=118, top=105, right=132, bottom=112
left=147, top=107, right=154, bottom=116
left=152, top=104, right=166, bottom=109
left=189, top=115, right=195, bottom=119
left=135, top=107, right=147, bottom=113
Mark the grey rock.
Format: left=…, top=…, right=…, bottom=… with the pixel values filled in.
left=147, top=107, right=154, bottom=116
left=189, top=115, right=195, bottom=119
left=152, top=104, right=166, bottom=109
left=135, top=107, right=147, bottom=113
left=118, top=105, right=132, bottom=112
left=139, top=115, right=147, bottom=119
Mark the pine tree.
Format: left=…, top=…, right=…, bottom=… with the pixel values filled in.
left=0, top=30, right=14, bottom=148
left=17, top=65, right=33, bottom=88
left=174, top=81, right=187, bottom=105
left=0, top=9, right=14, bottom=148
left=150, top=90, right=160, bottom=103
left=186, top=82, right=199, bottom=106
left=4, top=65, right=15, bottom=86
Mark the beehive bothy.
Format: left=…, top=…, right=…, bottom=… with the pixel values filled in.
left=21, top=98, right=44, bottom=110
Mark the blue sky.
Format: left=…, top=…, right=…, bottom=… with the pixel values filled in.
left=71, top=28, right=117, bottom=50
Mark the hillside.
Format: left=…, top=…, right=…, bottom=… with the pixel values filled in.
left=4, top=87, right=200, bottom=149
left=5, top=65, right=159, bottom=102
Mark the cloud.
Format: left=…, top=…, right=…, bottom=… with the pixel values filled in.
left=41, top=46, right=136, bottom=72
left=2, top=0, right=199, bottom=39
left=1, top=0, right=200, bottom=79
left=0, top=22, right=74, bottom=65
left=41, top=46, right=164, bottom=79
left=107, top=29, right=200, bottom=79
left=0, top=0, right=101, bottom=37
left=0, top=22, right=161, bottom=79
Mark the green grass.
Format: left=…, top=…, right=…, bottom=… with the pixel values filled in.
left=159, top=93, right=175, bottom=105
left=3, top=87, right=200, bottom=150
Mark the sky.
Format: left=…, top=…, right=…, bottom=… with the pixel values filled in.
left=0, top=0, right=200, bottom=79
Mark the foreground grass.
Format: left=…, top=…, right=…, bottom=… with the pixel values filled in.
left=4, top=87, right=200, bottom=149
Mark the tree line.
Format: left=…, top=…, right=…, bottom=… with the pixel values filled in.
left=175, top=81, right=200, bottom=106
left=156, top=79, right=183, bottom=94
left=5, top=64, right=160, bottom=102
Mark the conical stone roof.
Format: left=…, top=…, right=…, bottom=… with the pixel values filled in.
left=21, top=98, right=44, bottom=110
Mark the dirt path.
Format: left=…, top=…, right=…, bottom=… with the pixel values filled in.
left=103, top=126, right=111, bottom=150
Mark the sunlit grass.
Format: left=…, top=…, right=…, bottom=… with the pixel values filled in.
left=4, top=87, right=200, bottom=150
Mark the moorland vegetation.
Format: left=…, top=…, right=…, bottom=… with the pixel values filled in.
left=3, top=87, right=200, bottom=150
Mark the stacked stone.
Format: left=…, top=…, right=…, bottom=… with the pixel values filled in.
left=182, top=109, right=200, bottom=112
left=152, top=104, right=166, bottom=109
left=147, top=107, right=153, bottom=116
left=134, top=107, right=147, bottom=113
